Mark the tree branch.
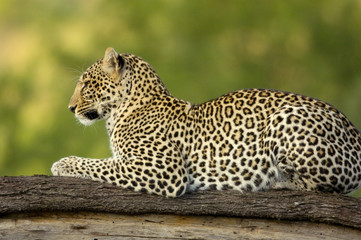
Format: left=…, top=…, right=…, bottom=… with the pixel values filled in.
left=1, top=175, right=360, bottom=230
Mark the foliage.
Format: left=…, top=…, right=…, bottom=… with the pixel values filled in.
left=0, top=0, right=361, bottom=196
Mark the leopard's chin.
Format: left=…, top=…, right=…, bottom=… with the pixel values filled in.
left=77, top=117, right=97, bottom=126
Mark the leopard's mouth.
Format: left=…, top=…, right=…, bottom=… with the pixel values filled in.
left=84, top=110, right=99, bottom=120
left=75, top=109, right=101, bottom=126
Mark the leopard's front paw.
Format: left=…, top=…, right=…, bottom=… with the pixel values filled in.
left=51, top=157, right=76, bottom=176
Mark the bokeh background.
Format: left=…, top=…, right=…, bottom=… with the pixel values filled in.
left=1, top=0, right=361, bottom=196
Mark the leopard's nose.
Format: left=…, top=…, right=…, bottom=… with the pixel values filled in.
left=69, top=105, right=77, bottom=113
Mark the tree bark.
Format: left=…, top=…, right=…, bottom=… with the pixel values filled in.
left=1, top=175, right=360, bottom=230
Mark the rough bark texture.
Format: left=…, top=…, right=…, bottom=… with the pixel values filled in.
left=0, top=175, right=361, bottom=239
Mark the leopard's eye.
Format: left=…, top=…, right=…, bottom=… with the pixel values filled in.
left=82, top=80, right=90, bottom=89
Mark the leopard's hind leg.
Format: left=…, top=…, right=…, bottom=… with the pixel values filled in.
left=263, top=104, right=361, bottom=193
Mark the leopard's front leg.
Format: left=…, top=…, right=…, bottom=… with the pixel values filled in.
left=51, top=157, right=118, bottom=183
left=51, top=153, right=188, bottom=197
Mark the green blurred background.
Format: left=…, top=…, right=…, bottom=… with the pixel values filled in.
left=1, top=0, right=361, bottom=196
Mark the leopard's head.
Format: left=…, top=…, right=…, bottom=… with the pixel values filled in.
left=68, top=48, right=168, bottom=125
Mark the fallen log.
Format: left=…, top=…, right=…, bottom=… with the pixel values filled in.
left=0, top=175, right=360, bottom=239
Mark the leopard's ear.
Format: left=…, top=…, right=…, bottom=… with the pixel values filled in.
left=103, top=47, right=124, bottom=75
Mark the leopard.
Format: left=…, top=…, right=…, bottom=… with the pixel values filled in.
left=51, top=47, right=361, bottom=197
